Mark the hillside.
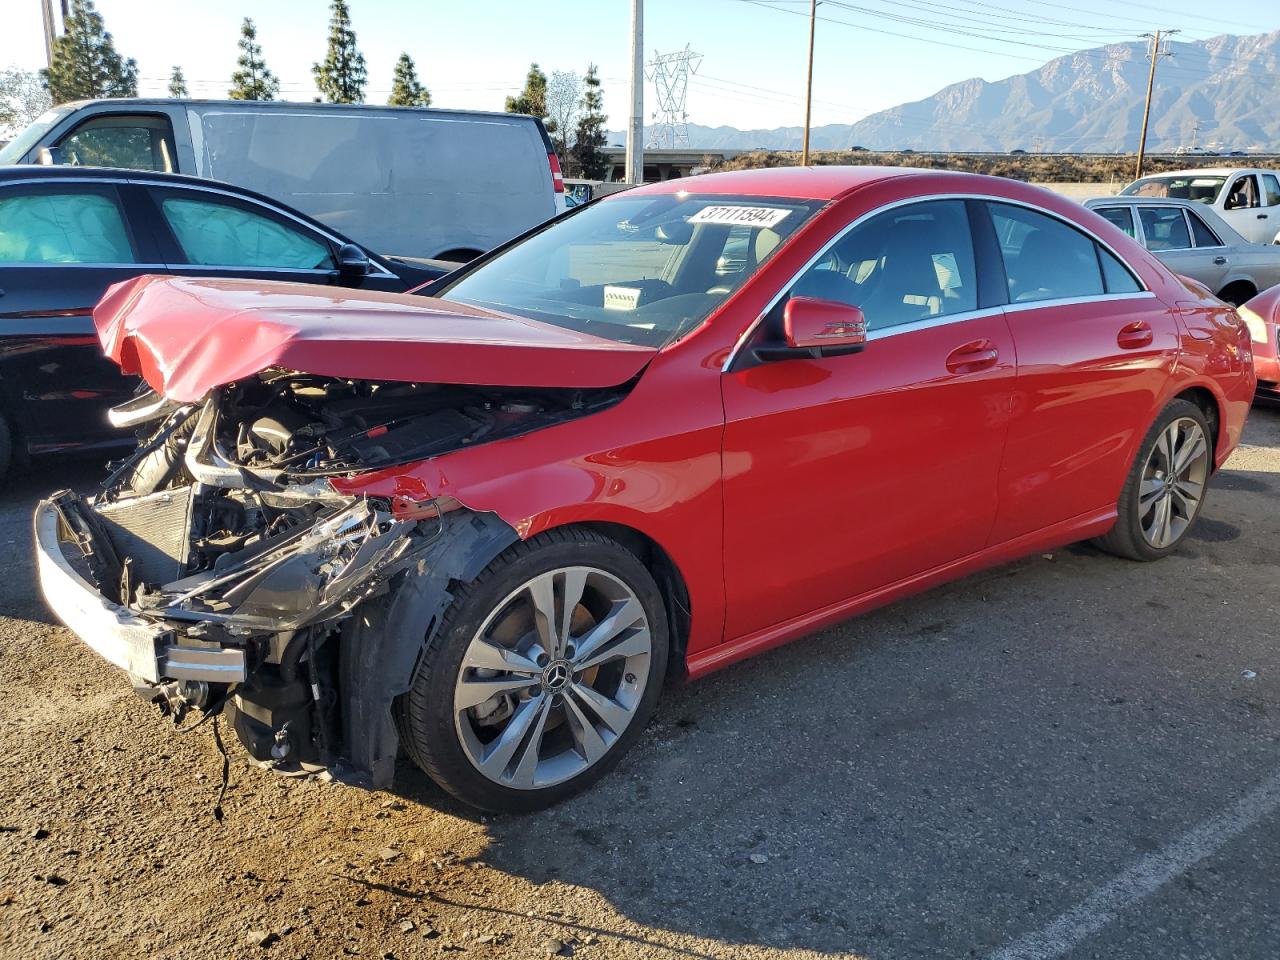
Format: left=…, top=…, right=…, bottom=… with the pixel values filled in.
left=611, top=30, right=1280, bottom=154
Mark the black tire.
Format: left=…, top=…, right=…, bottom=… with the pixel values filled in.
left=395, top=527, right=669, bottom=813
left=1093, top=398, right=1212, bottom=561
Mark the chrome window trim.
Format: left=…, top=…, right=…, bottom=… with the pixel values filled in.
left=1003, top=291, right=1156, bottom=315
left=0, top=174, right=397, bottom=280
left=0, top=261, right=163, bottom=269
left=722, top=192, right=1151, bottom=373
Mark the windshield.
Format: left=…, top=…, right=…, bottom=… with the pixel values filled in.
left=0, top=108, right=72, bottom=165
left=1120, top=175, right=1226, bottom=204
left=439, top=193, right=822, bottom=347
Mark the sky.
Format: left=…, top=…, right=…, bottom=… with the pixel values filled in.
left=3, top=0, right=1279, bottom=133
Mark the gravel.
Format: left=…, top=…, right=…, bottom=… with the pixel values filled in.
left=2, top=407, right=1280, bottom=959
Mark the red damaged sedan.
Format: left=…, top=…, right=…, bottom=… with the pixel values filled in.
left=35, top=167, right=1253, bottom=811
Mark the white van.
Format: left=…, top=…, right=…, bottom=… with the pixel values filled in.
left=0, top=99, right=563, bottom=261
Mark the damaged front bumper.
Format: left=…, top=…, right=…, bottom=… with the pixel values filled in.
left=34, top=499, right=247, bottom=685
left=34, top=492, right=415, bottom=689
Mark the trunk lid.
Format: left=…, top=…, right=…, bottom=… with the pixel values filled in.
left=95, top=276, right=657, bottom=402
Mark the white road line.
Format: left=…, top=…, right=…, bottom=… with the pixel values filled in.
left=987, top=769, right=1280, bottom=960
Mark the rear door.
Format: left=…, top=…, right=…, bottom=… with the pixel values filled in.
left=0, top=180, right=158, bottom=452
left=986, top=201, right=1181, bottom=544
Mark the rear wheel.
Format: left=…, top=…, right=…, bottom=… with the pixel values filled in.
left=1094, top=399, right=1212, bottom=561
left=395, top=529, right=668, bottom=812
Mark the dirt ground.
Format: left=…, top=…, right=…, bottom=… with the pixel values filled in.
left=3, top=408, right=1280, bottom=960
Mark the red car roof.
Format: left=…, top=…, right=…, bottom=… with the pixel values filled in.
left=627, top=165, right=921, bottom=201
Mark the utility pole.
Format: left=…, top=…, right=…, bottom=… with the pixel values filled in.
left=801, top=0, right=817, bottom=166
left=626, top=0, right=645, bottom=184
left=1135, top=29, right=1177, bottom=180
left=40, top=0, right=58, bottom=67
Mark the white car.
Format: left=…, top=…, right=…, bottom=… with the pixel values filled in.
left=1120, top=167, right=1280, bottom=244
left=1085, top=196, right=1280, bottom=305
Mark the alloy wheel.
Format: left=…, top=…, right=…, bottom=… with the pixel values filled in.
left=1138, top=416, right=1209, bottom=549
left=453, top=566, right=653, bottom=790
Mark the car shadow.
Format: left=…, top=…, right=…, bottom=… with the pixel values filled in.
left=391, top=461, right=1280, bottom=956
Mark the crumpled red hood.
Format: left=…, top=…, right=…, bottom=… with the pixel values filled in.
left=95, top=276, right=657, bottom=402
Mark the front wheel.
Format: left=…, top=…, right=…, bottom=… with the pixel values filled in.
left=395, top=529, right=668, bottom=812
left=1094, top=399, right=1212, bottom=561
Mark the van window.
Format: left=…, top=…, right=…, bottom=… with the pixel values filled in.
left=157, top=193, right=334, bottom=269
left=0, top=186, right=134, bottom=264
left=188, top=106, right=552, bottom=258
left=1224, top=175, right=1260, bottom=210
left=56, top=115, right=176, bottom=172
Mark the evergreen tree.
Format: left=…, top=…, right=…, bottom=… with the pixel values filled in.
left=168, top=66, right=188, bottom=98
left=313, top=0, right=367, bottom=104
left=40, top=0, right=137, bottom=104
left=228, top=18, right=279, bottom=101
left=572, top=64, right=609, bottom=180
left=388, top=53, right=430, bottom=107
left=505, top=63, right=553, bottom=135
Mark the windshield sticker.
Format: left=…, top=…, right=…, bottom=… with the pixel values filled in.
left=689, top=206, right=792, bottom=229
left=603, top=285, right=642, bottom=311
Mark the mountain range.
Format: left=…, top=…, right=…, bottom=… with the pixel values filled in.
left=610, top=29, right=1280, bottom=153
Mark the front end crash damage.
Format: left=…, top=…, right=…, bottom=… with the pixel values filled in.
left=36, top=372, right=625, bottom=786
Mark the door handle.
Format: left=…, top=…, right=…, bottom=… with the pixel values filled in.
left=1259, top=214, right=1270, bottom=220
left=945, top=339, right=999, bottom=374
left=1213, top=256, right=1228, bottom=265
left=1117, top=320, right=1154, bottom=349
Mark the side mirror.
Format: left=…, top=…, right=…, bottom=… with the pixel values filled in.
left=37, top=146, right=65, bottom=166
left=784, top=296, right=867, bottom=350
left=335, top=242, right=371, bottom=279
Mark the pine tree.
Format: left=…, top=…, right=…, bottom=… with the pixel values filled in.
left=388, top=53, right=430, bottom=107
left=505, top=63, right=553, bottom=134
left=572, top=64, right=609, bottom=180
left=228, top=18, right=279, bottom=101
left=168, top=66, right=188, bottom=98
left=40, top=0, right=137, bottom=104
left=313, top=0, right=367, bottom=104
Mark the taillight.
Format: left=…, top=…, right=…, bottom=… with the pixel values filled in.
left=548, top=153, right=564, bottom=193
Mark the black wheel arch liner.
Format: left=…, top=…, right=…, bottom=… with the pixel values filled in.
left=332, top=508, right=518, bottom=789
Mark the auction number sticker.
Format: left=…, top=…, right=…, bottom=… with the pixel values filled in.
left=688, top=206, right=792, bottom=229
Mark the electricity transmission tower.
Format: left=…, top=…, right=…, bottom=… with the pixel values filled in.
left=646, top=46, right=702, bottom=149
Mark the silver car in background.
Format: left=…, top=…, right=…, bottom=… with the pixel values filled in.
left=1085, top=196, right=1280, bottom=306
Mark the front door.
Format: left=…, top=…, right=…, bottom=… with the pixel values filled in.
left=720, top=199, right=1016, bottom=640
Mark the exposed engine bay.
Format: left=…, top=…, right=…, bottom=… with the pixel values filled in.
left=44, top=372, right=624, bottom=784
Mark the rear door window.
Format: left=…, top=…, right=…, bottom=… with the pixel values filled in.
left=55, top=115, right=176, bottom=172
left=988, top=203, right=1103, bottom=302
left=0, top=185, right=135, bottom=264
left=1137, top=207, right=1192, bottom=251
left=1186, top=210, right=1223, bottom=247
left=153, top=190, right=335, bottom=270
